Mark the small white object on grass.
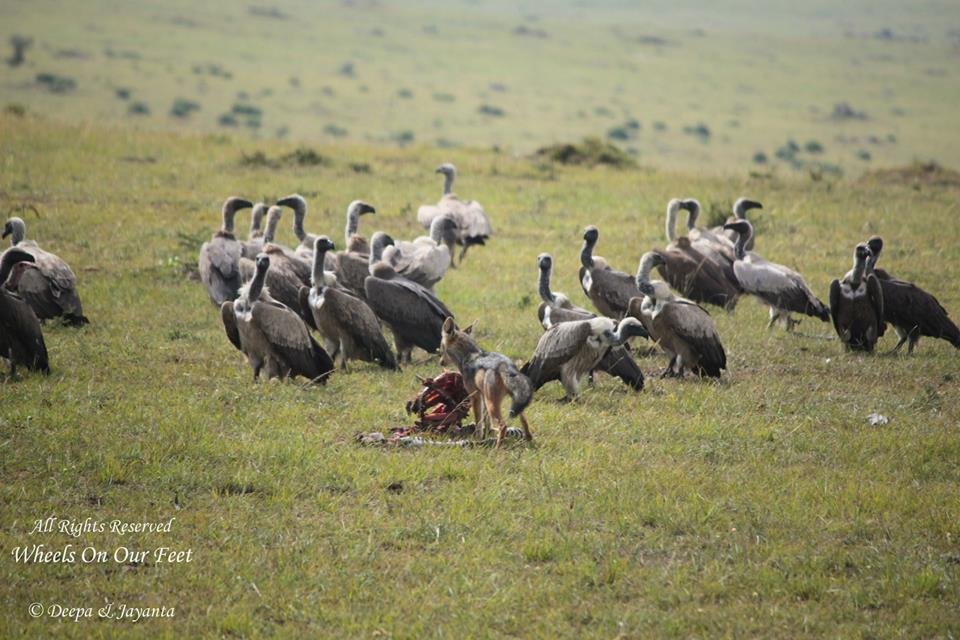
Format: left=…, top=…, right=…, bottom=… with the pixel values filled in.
left=867, top=413, right=890, bottom=426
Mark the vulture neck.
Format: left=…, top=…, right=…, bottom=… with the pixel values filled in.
left=686, top=201, right=700, bottom=231
left=312, top=246, right=327, bottom=288
left=442, top=172, right=455, bottom=196
left=249, top=206, right=265, bottom=238
left=665, top=201, right=680, bottom=243
left=580, top=238, right=595, bottom=269
left=538, top=266, right=556, bottom=305
left=636, top=253, right=657, bottom=284
left=429, top=216, right=445, bottom=244
left=733, top=230, right=750, bottom=260
left=368, top=235, right=388, bottom=267
left=345, top=209, right=360, bottom=246
left=850, top=253, right=867, bottom=287
left=221, top=206, right=237, bottom=234
left=292, top=203, right=307, bottom=243
left=248, top=266, right=267, bottom=302
left=264, top=211, right=280, bottom=244
left=6, top=219, right=26, bottom=246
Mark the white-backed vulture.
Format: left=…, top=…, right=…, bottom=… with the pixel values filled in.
left=299, top=236, right=398, bottom=371
left=2, top=217, right=88, bottom=325
left=579, top=225, right=641, bottom=319
left=239, top=206, right=316, bottom=328
left=829, top=243, right=884, bottom=352
left=537, top=253, right=647, bottom=391
left=381, top=214, right=456, bottom=289
left=863, top=236, right=958, bottom=353
left=724, top=219, right=829, bottom=330
left=336, top=231, right=393, bottom=297
left=681, top=198, right=742, bottom=290
left=715, top=197, right=763, bottom=250
left=522, top=316, right=647, bottom=399
left=0, top=248, right=49, bottom=375
left=343, top=199, right=377, bottom=254
left=658, top=199, right=740, bottom=309
left=221, top=254, right=333, bottom=382
left=242, top=202, right=268, bottom=259
left=364, top=259, right=455, bottom=364
left=417, top=163, right=492, bottom=265
left=630, top=251, right=726, bottom=378
left=199, top=196, right=253, bottom=306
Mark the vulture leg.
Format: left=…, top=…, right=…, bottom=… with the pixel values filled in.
left=7, top=347, right=17, bottom=380
left=766, top=309, right=778, bottom=330
left=659, top=355, right=678, bottom=379
left=459, top=244, right=470, bottom=263
left=907, top=327, right=921, bottom=354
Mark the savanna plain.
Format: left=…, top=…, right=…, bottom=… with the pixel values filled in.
left=1, top=0, right=959, bottom=638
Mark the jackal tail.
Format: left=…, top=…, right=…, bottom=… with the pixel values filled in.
left=499, top=362, right=533, bottom=418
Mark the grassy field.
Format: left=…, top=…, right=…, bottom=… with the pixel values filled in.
left=1, top=111, right=958, bottom=637
left=2, top=0, right=960, bottom=173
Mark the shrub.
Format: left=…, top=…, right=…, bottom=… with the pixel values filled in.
left=607, top=126, right=631, bottom=141
left=324, top=124, right=348, bottom=137
left=392, top=130, right=415, bottom=145
left=127, top=101, right=150, bottom=116
left=653, top=121, right=667, bottom=131
left=478, top=104, right=505, bottom=117
left=170, top=98, right=201, bottom=119
left=534, top=137, right=636, bottom=169
left=36, top=72, right=76, bottom=94
left=115, top=87, right=131, bottom=100
left=805, top=140, right=824, bottom=154
left=753, top=151, right=768, bottom=164
left=683, top=122, right=711, bottom=139
left=433, top=93, right=455, bottom=102
left=397, top=88, right=413, bottom=99
left=218, top=113, right=238, bottom=127
left=856, top=149, right=872, bottom=161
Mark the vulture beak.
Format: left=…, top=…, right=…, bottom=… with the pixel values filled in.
left=1, top=224, right=9, bottom=239
left=359, top=203, right=376, bottom=215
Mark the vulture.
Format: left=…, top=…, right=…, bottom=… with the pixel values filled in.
left=0, top=248, right=49, bottom=375
left=863, top=236, right=959, bottom=353
left=364, top=257, right=455, bottom=364
left=536, top=253, right=646, bottom=391
left=681, top=198, right=742, bottom=289
left=198, top=196, right=253, bottom=306
left=417, top=163, right=492, bottom=265
left=343, top=199, right=377, bottom=254
left=336, top=231, right=393, bottom=297
left=299, top=237, right=398, bottom=371
left=221, top=254, right=333, bottom=382
left=630, top=251, right=726, bottom=378
left=2, top=216, right=88, bottom=325
left=658, top=199, right=740, bottom=309
left=724, top=219, right=830, bottom=330
left=381, top=214, right=456, bottom=289
left=523, top=316, right=647, bottom=399
left=239, top=206, right=316, bottom=328
left=829, top=243, right=884, bottom=352
left=579, top=225, right=641, bottom=319
left=715, top=197, right=763, bottom=251
left=242, top=202, right=268, bottom=259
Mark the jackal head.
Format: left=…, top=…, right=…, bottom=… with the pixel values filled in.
left=440, top=317, right=477, bottom=367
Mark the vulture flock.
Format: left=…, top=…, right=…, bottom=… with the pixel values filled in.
left=3, top=162, right=958, bottom=444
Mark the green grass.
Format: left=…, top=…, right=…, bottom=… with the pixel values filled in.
left=1, top=113, right=958, bottom=637
left=2, top=0, right=960, bottom=173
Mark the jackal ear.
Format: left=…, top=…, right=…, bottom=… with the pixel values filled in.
left=463, top=320, right=477, bottom=335
left=442, top=317, right=456, bottom=335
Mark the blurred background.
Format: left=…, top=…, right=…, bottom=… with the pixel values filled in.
left=2, top=0, right=958, bottom=173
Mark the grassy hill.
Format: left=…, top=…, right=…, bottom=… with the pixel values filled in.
left=2, top=0, right=960, bottom=174
left=1, top=112, right=958, bottom=637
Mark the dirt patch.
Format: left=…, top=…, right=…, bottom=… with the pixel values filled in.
left=860, top=161, right=960, bottom=188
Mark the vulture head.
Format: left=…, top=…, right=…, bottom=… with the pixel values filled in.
left=221, top=197, right=253, bottom=233
left=430, top=214, right=458, bottom=248
left=733, top=198, right=763, bottom=219
left=0, top=247, right=35, bottom=284
left=613, top=317, right=650, bottom=343
left=537, top=253, right=553, bottom=274
left=347, top=200, right=377, bottom=217
left=2, top=217, right=27, bottom=245
left=866, top=236, right=883, bottom=259
left=435, top=163, right=457, bottom=177
left=723, top=219, right=754, bottom=257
